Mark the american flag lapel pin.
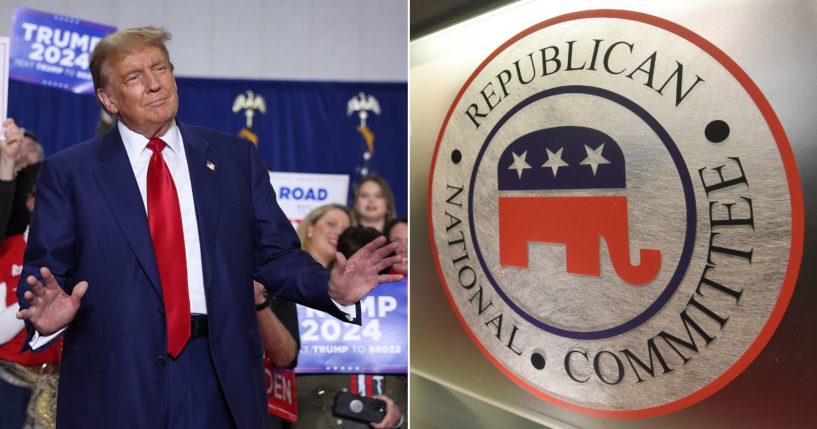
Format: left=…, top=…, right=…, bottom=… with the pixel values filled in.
left=206, top=161, right=215, bottom=171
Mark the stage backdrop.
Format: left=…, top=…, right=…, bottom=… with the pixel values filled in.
left=6, top=77, right=407, bottom=216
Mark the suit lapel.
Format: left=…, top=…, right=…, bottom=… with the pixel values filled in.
left=92, top=127, right=162, bottom=296
left=178, top=123, right=220, bottom=296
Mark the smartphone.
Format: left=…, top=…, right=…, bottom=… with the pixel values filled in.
left=333, top=391, right=387, bottom=423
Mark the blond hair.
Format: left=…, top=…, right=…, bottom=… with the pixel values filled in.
left=90, top=26, right=174, bottom=91
left=297, top=204, right=352, bottom=254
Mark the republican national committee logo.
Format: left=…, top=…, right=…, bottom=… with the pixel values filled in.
left=427, top=10, right=803, bottom=418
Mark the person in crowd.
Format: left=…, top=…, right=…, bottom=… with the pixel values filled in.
left=254, top=280, right=299, bottom=429
left=0, top=172, right=60, bottom=429
left=352, top=176, right=396, bottom=232
left=17, top=130, right=44, bottom=172
left=15, top=26, right=401, bottom=429
left=297, top=204, right=354, bottom=268
left=383, top=218, right=407, bottom=277
left=4, top=163, right=41, bottom=239
left=0, top=119, right=23, bottom=240
left=0, top=124, right=45, bottom=238
left=1, top=120, right=43, bottom=242
left=255, top=280, right=298, bottom=366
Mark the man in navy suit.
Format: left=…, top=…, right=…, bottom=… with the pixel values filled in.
left=15, top=27, right=402, bottom=428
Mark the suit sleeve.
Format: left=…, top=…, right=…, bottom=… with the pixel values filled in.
left=247, top=143, right=360, bottom=324
left=17, top=159, right=75, bottom=350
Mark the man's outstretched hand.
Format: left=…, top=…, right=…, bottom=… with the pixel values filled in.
left=329, top=236, right=402, bottom=305
left=16, top=267, right=87, bottom=335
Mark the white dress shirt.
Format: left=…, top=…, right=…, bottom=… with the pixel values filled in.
left=119, top=120, right=207, bottom=315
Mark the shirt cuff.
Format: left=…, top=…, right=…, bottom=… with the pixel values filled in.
left=331, top=298, right=357, bottom=321
left=30, top=328, right=66, bottom=350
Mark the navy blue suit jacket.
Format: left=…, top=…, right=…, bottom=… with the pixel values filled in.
left=19, top=122, right=353, bottom=428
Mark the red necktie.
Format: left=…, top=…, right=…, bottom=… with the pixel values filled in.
left=146, top=137, right=190, bottom=358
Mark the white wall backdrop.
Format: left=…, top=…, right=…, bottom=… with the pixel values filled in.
left=0, top=0, right=407, bottom=81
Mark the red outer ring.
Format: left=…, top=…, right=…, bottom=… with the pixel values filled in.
left=425, top=9, right=804, bottom=419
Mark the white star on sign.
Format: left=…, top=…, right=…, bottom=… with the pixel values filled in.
left=580, top=143, right=611, bottom=175
left=507, top=150, right=532, bottom=179
left=542, top=147, right=569, bottom=177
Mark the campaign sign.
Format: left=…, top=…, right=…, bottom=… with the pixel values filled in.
left=295, top=279, right=407, bottom=374
left=428, top=11, right=803, bottom=418
left=9, top=7, right=115, bottom=94
left=268, top=171, right=349, bottom=226
left=264, top=362, right=298, bottom=423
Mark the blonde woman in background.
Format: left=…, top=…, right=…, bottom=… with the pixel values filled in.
left=297, top=204, right=353, bottom=268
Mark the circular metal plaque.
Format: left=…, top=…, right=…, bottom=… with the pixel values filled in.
left=427, top=10, right=803, bottom=418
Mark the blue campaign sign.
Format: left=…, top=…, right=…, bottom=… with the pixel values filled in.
left=295, top=279, right=407, bottom=374
left=9, top=7, right=116, bottom=94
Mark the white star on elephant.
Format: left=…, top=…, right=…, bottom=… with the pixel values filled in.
left=507, top=150, right=532, bottom=179
left=542, top=147, right=569, bottom=177
left=580, top=143, right=611, bottom=175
